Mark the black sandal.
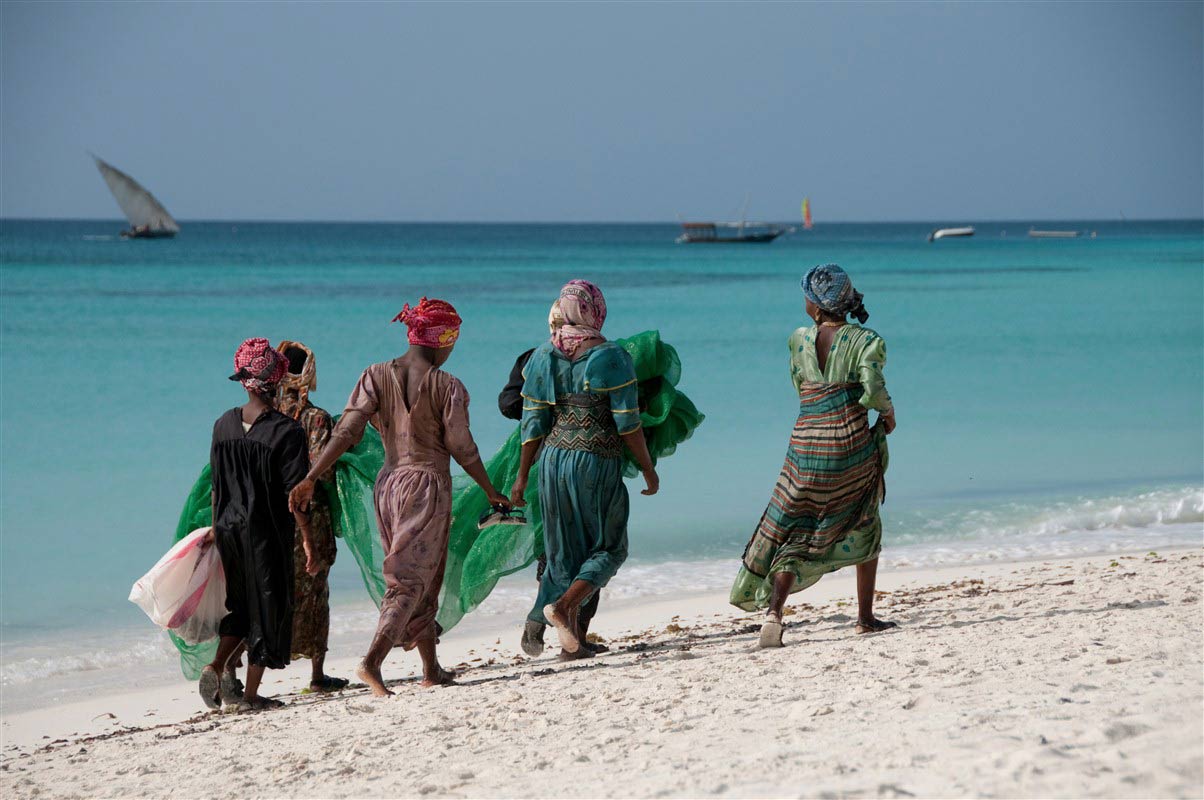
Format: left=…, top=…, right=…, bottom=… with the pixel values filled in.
left=235, top=696, right=286, bottom=713
left=855, top=618, right=898, bottom=634
left=307, top=675, right=350, bottom=693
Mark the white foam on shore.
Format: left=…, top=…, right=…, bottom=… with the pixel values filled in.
left=3, top=484, right=1200, bottom=699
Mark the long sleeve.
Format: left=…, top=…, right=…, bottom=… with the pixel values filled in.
left=302, top=407, right=336, bottom=484
left=498, top=349, right=534, bottom=420
left=275, top=424, right=311, bottom=492
left=582, top=345, right=642, bottom=435
left=329, top=368, right=379, bottom=452
left=857, top=334, right=893, bottom=412
left=519, top=347, right=555, bottom=444
left=442, top=377, right=482, bottom=468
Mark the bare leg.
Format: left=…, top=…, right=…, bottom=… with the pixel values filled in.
left=855, top=558, right=897, bottom=633
left=311, top=652, right=326, bottom=685
left=357, top=632, right=395, bottom=697
left=767, top=571, right=795, bottom=619
left=208, top=635, right=243, bottom=674
left=757, top=572, right=794, bottom=648
left=544, top=580, right=594, bottom=653
left=242, top=664, right=267, bottom=702
left=417, top=638, right=456, bottom=687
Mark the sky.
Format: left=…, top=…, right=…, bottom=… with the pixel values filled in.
left=1, top=1, right=1201, bottom=222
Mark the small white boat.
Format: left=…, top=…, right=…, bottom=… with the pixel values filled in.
left=928, top=226, right=975, bottom=242
left=1028, top=229, right=1081, bottom=239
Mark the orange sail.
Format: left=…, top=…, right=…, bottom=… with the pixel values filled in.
left=802, top=197, right=812, bottom=230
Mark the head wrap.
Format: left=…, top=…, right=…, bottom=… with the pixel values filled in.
left=551, top=280, right=607, bottom=359
left=276, top=339, right=316, bottom=419
left=229, top=338, right=289, bottom=396
left=547, top=299, right=566, bottom=335
left=802, top=263, right=869, bottom=324
left=393, top=297, right=462, bottom=348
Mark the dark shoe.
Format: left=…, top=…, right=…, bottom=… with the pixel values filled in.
left=219, top=671, right=244, bottom=705
left=521, top=620, right=546, bottom=656
left=199, top=666, right=221, bottom=710
left=307, top=675, right=350, bottom=693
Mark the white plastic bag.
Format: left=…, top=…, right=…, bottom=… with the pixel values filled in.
left=129, top=527, right=227, bottom=645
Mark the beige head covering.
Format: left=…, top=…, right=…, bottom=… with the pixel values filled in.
left=276, top=339, right=317, bottom=419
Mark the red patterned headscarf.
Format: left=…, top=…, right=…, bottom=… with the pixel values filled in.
left=393, top=297, right=462, bottom=348
left=229, top=337, right=289, bottom=395
left=551, top=280, right=606, bottom=358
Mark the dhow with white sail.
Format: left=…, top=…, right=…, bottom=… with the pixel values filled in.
left=91, top=155, right=179, bottom=239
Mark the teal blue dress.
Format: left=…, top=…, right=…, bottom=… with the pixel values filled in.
left=520, top=341, right=641, bottom=623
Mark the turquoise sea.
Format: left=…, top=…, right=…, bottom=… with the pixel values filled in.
left=2, top=219, right=1201, bottom=699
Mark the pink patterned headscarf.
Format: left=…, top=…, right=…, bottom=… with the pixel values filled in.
left=229, top=338, right=289, bottom=396
left=551, top=280, right=607, bottom=358
left=393, top=297, right=462, bottom=348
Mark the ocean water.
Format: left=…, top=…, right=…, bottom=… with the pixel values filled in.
left=1, top=219, right=1201, bottom=701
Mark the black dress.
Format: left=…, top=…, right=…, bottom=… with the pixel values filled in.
left=210, top=407, right=309, bottom=668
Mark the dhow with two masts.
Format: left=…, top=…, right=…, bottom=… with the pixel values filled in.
left=91, top=154, right=179, bottom=239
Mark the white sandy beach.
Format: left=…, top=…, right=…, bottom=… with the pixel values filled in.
left=2, top=549, right=1201, bottom=799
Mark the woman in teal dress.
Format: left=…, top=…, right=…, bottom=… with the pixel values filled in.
left=510, top=280, right=660, bottom=655
left=730, top=264, right=897, bottom=648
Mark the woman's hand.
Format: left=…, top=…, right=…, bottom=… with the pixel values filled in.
left=289, top=478, right=315, bottom=513
left=509, top=477, right=528, bottom=508
left=641, top=467, right=660, bottom=496
left=487, top=489, right=512, bottom=510
left=303, top=538, right=320, bottom=576
left=198, top=528, right=215, bottom=551
left=881, top=408, right=896, bottom=435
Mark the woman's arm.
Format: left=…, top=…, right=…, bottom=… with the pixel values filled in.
left=509, top=439, right=543, bottom=507
left=288, top=431, right=355, bottom=513
left=622, top=429, right=659, bottom=496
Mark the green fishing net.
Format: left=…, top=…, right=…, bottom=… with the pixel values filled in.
left=168, top=330, right=703, bottom=677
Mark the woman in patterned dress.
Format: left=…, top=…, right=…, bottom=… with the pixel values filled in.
left=276, top=340, right=348, bottom=693
left=730, top=264, right=897, bottom=648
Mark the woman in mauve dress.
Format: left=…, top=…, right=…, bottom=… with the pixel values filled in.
left=289, top=298, right=510, bottom=695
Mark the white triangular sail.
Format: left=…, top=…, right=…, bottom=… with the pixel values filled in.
left=92, top=155, right=179, bottom=233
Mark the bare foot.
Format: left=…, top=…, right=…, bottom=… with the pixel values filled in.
left=855, top=617, right=898, bottom=634
left=356, top=660, right=394, bottom=697
left=543, top=603, right=580, bottom=653
left=420, top=667, right=457, bottom=687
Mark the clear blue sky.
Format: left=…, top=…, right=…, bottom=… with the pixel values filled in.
left=2, top=1, right=1200, bottom=222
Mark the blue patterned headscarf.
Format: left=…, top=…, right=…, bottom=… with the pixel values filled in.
left=802, top=263, right=868, bottom=324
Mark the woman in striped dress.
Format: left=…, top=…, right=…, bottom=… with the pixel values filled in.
left=730, top=264, right=896, bottom=648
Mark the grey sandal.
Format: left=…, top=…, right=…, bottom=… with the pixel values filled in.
left=199, top=666, right=221, bottom=710
left=219, top=671, right=244, bottom=705
left=521, top=620, right=546, bottom=656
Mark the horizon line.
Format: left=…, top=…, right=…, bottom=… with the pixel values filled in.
left=3, top=215, right=1202, bottom=225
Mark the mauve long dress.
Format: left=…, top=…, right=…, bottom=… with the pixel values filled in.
left=328, top=360, right=482, bottom=649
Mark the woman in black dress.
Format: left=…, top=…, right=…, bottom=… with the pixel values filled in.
left=199, top=338, right=318, bottom=711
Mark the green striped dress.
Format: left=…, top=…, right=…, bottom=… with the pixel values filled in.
left=730, top=324, right=892, bottom=611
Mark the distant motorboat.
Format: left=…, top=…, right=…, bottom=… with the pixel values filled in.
left=676, top=195, right=793, bottom=244
left=676, top=222, right=789, bottom=244
left=1028, top=229, right=1081, bottom=239
left=928, top=226, right=975, bottom=242
left=91, top=154, right=179, bottom=239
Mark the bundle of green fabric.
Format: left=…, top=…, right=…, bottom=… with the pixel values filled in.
left=168, top=330, right=702, bottom=677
